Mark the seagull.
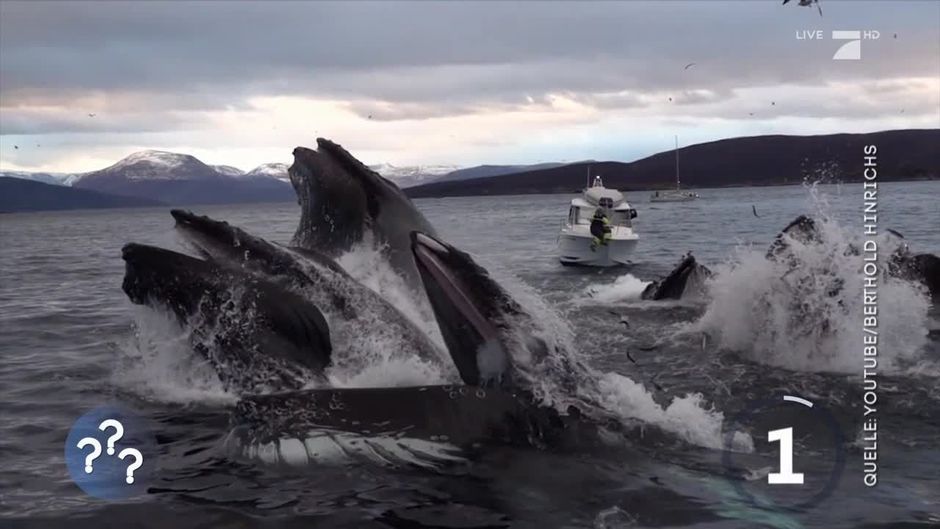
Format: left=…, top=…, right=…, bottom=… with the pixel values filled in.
left=752, top=204, right=760, bottom=217
left=668, top=97, right=673, bottom=102
left=749, top=112, right=754, bottom=116
left=684, top=62, right=696, bottom=70
left=13, top=145, right=18, bottom=149
left=88, top=113, right=96, bottom=117
left=771, top=101, right=776, bottom=106
left=783, top=0, right=822, bottom=16
left=367, top=114, right=373, bottom=120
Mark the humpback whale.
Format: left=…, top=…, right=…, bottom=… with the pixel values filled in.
left=228, top=385, right=596, bottom=468
left=170, top=209, right=453, bottom=379
left=769, top=215, right=940, bottom=301
left=121, top=243, right=332, bottom=393
left=225, top=231, right=597, bottom=466
left=117, top=140, right=601, bottom=469
left=641, top=253, right=712, bottom=301
left=643, top=216, right=940, bottom=303
left=288, top=139, right=438, bottom=289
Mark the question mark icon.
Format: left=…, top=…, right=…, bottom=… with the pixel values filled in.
left=118, top=448, right=144, bottom=484
left=76, top=437, right=102, bottom=473
left=98, top=419, right=124, bottom=456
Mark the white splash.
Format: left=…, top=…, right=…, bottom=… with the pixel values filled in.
left=596, top=372, right=754, bottom=452
left=696, top=210, right=930, bottom=374
left=337, top=237, right=444, bottom=348
left=111, top=305, right=236, bottom=405
left=582, top=273, right=651, bottom=304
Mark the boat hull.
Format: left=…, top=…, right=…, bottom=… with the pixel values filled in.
left=557, top=233, right=638, bottom=267
left=650, top=191, right=698, bottom=203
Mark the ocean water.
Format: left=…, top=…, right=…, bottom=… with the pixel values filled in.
left=1, top=181, right=938, bottom=528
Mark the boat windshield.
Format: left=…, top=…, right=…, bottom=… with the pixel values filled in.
left=569, top=206, right=634, bottom=227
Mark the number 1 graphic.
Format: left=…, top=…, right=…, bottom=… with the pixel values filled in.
left=768, top=427, right=804, bottom=485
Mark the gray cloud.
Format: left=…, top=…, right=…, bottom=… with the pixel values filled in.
left=2, top=2, right=937, bottom=113
left=0, top=0, right=937, bottom=173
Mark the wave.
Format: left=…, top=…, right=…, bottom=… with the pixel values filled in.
left=595, top=372, right=754, bottom=452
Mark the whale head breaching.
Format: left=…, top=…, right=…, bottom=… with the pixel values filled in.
left=169, top=208, right=451, bottom=377
left=120, top=139, right=598, bottom=469
left=288, top=138, right=438, bottom=289
left=226, top=232, right=597, bottom=467
left=121, top=243, right=332, bottom=393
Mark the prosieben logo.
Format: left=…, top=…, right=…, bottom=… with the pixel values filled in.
left=832, top=30, right=880, bottom=60
left=795, top=29, right=880, bottom=61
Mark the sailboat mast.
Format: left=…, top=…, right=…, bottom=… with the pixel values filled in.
left=674, top=135, right=680, bottom=190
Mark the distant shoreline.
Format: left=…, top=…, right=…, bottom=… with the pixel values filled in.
left=405, top=175, right=939, bottom=200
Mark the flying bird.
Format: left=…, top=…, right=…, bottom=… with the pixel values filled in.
left=771, top=101, right=776, bottom=106
left=88, top=113, right=96, bottom=117
left=13, top=145, right=18, bottom=149
left=668, top=97, right=673, bottom=102
left=684, top=62, right=696, bottom=70
left=783, top=0, right=822, bottom=16
left=367, top=114, right=373, bottom=120
left=752, top=205, right=760, bottom=218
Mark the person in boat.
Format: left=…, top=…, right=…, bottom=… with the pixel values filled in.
left=590, top=208, right=612, bottom=251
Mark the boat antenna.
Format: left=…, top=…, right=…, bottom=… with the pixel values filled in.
left=586, top=164, right=591, bottom=189
left=674, top=135, right=680, bottom=190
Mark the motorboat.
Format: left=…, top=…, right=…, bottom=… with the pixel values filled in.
left=650, top=136, right=699, bottom=202
left=558, top=175, right=639, bottom=267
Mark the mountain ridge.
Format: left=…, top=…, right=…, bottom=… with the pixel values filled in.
left=405, top=129, right=940, bottom=198
left=0, top=177, right=164, bottom=213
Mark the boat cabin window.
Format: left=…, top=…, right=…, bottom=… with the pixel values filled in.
left=599, top=197, right=614, bottom=209
left=609, top=208, right=637, bottom=227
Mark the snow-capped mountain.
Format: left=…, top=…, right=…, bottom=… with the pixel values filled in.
left=211, top=165, right=245, bottom=177
left=3, top=149, right=466, bottom=204
left=368, top=163, right=460, bottom=188
left=77, top=150, right=223, bottom=183
left=0, top=171, right=76, bottom=186
left=72, top=150, right=293, bottom=205
left=244, top=163, right=289, bottom=182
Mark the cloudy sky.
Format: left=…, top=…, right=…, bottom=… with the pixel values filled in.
left=0, top=1, right=938, bottom=173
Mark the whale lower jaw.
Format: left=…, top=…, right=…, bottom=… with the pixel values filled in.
left=226, top=429, right=468, bottom=469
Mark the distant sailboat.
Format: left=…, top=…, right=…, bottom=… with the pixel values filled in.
left=650, top=136, right=699, bottom=203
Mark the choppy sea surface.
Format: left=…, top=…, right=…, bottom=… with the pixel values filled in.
left=1, top=181, right=938, bottom=528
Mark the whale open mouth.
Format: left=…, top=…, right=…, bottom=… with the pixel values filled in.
left=410, top=232, right=512, bottom=386
left=120, top=242, right=332, bottom=392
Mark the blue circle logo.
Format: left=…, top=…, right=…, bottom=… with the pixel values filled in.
left=65, top=406, right=156, bottom=499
